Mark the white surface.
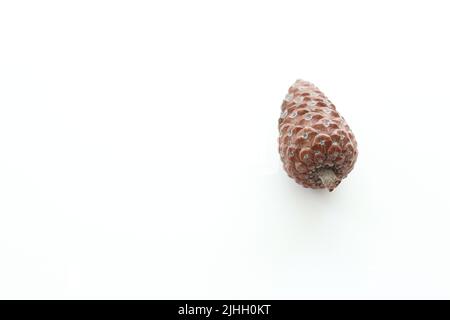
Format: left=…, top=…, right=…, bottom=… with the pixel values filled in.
left=0, top=0, right=449, bottom=299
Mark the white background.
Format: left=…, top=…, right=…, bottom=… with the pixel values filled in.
left=0, top=0, right=449, bottom=299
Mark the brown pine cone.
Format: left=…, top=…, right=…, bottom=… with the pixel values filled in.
left=278, top=79, right=358, bottom=191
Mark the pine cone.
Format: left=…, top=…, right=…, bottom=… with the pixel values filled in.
left=278, top=80, right=358, bottom=191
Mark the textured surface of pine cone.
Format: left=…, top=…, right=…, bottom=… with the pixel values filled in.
left=278, top=80, right=358, bottom=191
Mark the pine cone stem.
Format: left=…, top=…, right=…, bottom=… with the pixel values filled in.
left=318, top=169, right=338, bottom=192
